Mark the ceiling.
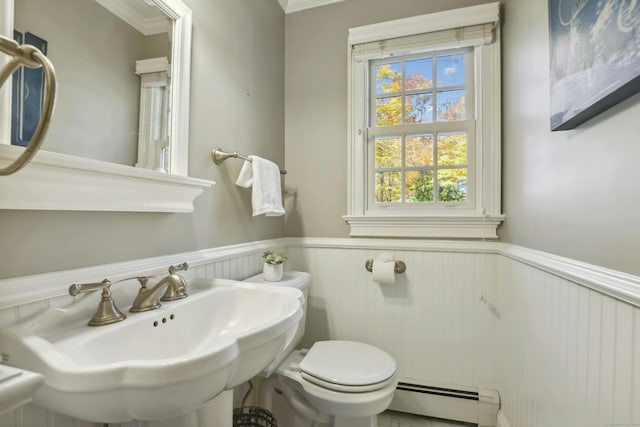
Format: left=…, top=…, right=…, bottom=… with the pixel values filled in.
left=277, top=0, right=348, bottom=14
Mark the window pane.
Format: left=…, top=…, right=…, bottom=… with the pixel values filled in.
left=375, top=171, right=402, bottom=203
left=376, top=97, right=402, bottom=126
left=438, top=169, right=467, bottom=202
left=437, top=132, right=467, bottom=166
left=406, top=171, right=434, bottom=203
left=436, top=54, right=465, bottom=87
left=436, top=90, right=465, bottom=121
left=405, top=58, right=433, bottom=91
left=375, top=62, right=402, bottom=95
left=405, top=94, right=432, bottom=124
left=405, top=134, right=433, bottom=167
left=375, top=137, right=402, bottom=168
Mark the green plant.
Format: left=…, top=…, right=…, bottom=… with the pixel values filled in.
left=263, top=250, right=287, bottom=265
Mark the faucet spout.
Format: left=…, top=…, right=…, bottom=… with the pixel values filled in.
left=159, top=262, right=189, bottom=301
left=129, top=263, right=189, bottom=312
left=129, top=276, right=170, bottom=313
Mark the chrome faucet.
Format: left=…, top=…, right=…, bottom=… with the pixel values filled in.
left=68, top=279, right=127, bottom=326
left=129, top=263, right=189, bottom=312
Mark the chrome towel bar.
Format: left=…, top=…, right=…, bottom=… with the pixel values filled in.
left=212, top=147, right=287, bottom=175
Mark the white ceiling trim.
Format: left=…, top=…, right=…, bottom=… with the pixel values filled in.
left=277, top=0, right=347, bottom=14
left=95, top=0, right=170, bottom=35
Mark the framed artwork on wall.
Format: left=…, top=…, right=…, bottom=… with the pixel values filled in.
left=548, top=0, right=640, bottom=131
left=11, top=31, right=48, bottom=146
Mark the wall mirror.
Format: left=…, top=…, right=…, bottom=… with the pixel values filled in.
left=0, top=0, right=213, bottom=212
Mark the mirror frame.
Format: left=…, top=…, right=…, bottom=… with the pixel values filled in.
left=0, top=0, right=213, bottom=212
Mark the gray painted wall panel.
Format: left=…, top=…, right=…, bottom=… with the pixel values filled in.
left=499, top=0, right=640, bottom=275
left=283, top=0, right=495, bottom=238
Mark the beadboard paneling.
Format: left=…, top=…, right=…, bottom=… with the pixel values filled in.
left=494, top=255, right=640, bottom=427
left=288, top=245, right=499, bottom=390
left=2, top=237, right=640, bottom=427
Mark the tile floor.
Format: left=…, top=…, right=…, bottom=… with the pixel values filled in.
left=378, top=411, right=475, bottom=427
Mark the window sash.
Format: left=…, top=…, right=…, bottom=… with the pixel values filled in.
left=366, top=121, right=476, bottom=211
left=365, top=47, right=476, bottom=212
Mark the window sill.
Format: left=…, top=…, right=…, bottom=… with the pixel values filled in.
left=343, top=214, right=504, bottom=239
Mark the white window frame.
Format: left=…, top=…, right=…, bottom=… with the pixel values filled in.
left=344, top=2, right=504, bottom=239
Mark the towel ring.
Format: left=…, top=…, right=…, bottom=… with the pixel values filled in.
left=0, top=36, right=57, bottom=176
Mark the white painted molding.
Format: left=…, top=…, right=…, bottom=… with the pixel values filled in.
left=95, top=0, right=171, bottom=36
left=0, top=0, right=12, bottom=147
left=135, top=57, right=170, bottom=75
left=0, top=238, right=288, bottom=309
left=343, top=215, right=504, bottom=239
left=498, top=243, right=640, bottom=309
left=284, top=237, right=498, bottom=253
left=348, top=2, right=500, bottom=45
left=277, top=0, right=347, bottom=14
left=2, top=237, right=639, bottom=312
left=0, top=145, right=213, bottom=212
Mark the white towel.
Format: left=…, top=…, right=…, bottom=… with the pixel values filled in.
left=235, top=155, right=285, bottom=217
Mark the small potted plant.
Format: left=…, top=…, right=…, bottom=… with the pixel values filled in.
left=262, top=250, right=287, bottom=282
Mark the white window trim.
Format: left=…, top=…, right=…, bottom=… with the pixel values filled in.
left=344, top=2, right=504, bottom=239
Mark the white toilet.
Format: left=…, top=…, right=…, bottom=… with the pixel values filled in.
left=243, top=271, right=397, bottom=427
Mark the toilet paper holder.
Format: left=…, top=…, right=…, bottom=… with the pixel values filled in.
left=365, top=259, right=406, bottom=274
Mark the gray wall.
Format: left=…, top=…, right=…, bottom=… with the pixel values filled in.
left=4, top=0, right=640, bottom=279
left=283, top=0, right=496, bottom=237
left=0, top=0, right=285, bottom=279
left=283, top=0, right=640, bottom=276
left=499, top=0, right=640, bottom=275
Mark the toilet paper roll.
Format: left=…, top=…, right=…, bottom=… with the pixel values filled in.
left=372, top=258, right=396, bottom=285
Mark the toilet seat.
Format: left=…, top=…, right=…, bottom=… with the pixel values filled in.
left=274, top=343, right=398, bottom=418
left=300, top=371, right=396, bottom=393
left=298, top=341, right=396, bottom=393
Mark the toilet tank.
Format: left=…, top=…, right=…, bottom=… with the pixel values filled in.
left=243, top=271, right=311, bottom=376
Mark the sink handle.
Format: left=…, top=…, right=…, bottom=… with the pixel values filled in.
left=69, top=279, right=112, bottom=296
left=169, top=262, right=189, bottom=274
left=89, top=287, right=127, bottom=327
left=68, top=279, right=126, bottom=326
left=135, top=276, right=150, bottom=288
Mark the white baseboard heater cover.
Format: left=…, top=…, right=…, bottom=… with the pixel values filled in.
left=388, top=382, right=500, bottom=427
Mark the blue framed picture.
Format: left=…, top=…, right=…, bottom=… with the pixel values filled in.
left=11, top=31, right=48, bottom=146
left=549, top=0, right=640, bottom=131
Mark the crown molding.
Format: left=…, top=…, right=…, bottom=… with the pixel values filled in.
left=277, top=0, right=347, bottom=14
left=95, top=0, right=171, bottom=35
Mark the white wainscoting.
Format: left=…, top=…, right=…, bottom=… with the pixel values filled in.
left=286, top=238, right=500, bottom=390
left=1, top=237, right=639, bottom=427
left=494, top=254, right=640, bottom=427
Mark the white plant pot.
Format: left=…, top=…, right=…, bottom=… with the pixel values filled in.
left=263, top=263, right=284, bottom=282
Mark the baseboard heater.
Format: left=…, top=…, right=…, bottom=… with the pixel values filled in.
left=388, top=382, right=500, bottom=427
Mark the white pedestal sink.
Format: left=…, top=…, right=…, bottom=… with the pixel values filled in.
left=0, top=278, right=303, bottom=423
left=0, top=365, right=43, bottom=415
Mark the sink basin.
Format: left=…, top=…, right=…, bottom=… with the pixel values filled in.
left=0, top=278, right=303, bottom=423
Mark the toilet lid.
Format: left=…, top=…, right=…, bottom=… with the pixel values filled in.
left=299, top=341, right=396, bottom=387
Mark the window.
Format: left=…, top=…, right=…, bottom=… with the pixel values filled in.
left=344, top=3, right=504, bottom=238
left=370, top=50, right=474, bottom=208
